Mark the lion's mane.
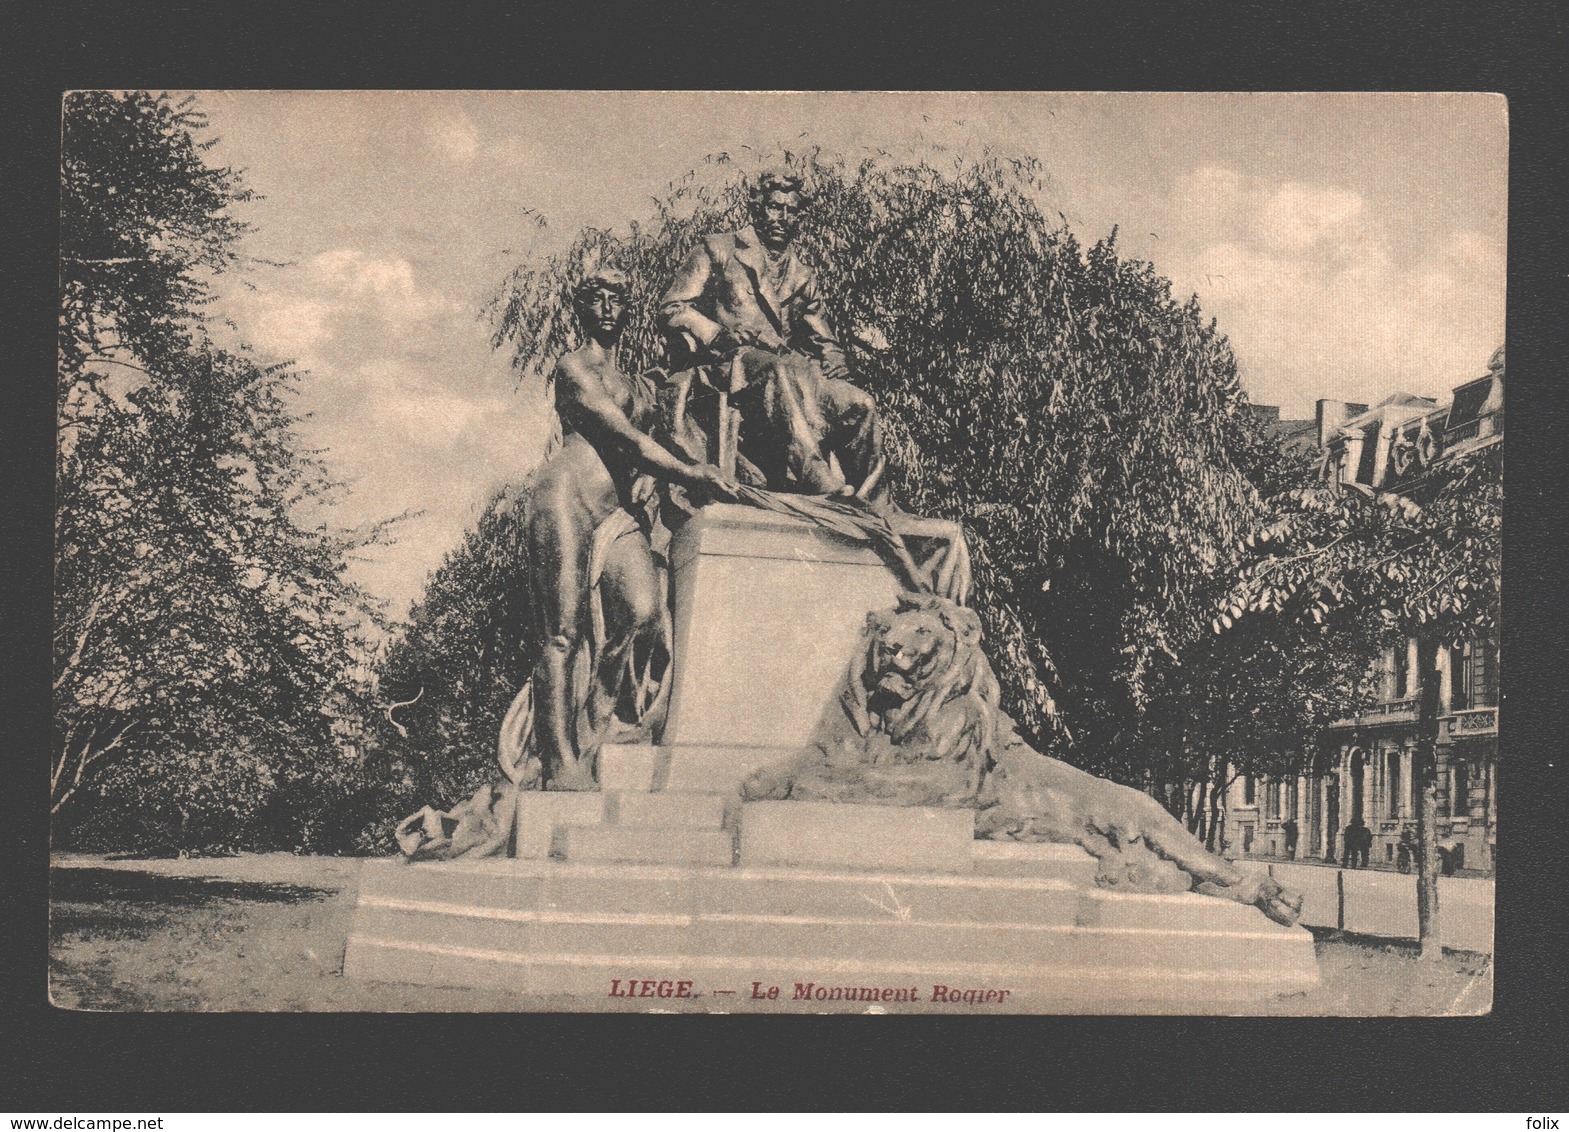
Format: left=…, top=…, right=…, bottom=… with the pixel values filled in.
left=743, top=592, right=1003, bottom=806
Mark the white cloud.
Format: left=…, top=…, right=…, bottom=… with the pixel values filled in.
left=227, top=249, right=462, bottom=374
left=427, top=111, right=480, bottom=165
left=214, top=247, right=550, bottom=617
left=1254, top=182, right=1367, bottom=253
left=1162, top=167, right=1504, bottom=414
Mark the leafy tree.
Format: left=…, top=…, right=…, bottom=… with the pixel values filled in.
left=363, top=487, right=537, bottom=847
left=56, top=91, right=382, bottom=851
left=61, top=91, right=250, bottom=410
left=1135, top=582, right=1387, bottom=849
left=1222, top=427, right=1502, bottom=956
left=1098, top=418, right=1389, bottom=845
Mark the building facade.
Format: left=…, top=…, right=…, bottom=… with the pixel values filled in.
left=1224, top=348, right=1502, bottom=874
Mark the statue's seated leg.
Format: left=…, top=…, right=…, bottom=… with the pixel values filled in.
left=819, top=376, right=888, bottom=503
left=730, top=382, right=793, bottom=490
left=741, top=349, right=844, bottom=494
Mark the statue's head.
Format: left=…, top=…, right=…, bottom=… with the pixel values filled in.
left=747, top=168, right=807, bottom=252
left=571, top=268, right=631, bottom=345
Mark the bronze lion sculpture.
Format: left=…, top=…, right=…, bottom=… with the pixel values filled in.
left=742, top=592, right=1304, bottom=927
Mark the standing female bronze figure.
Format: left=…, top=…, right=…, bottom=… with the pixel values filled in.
left=520, top=269, right=737, bottom=790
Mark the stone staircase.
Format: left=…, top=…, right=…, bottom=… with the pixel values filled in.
left=526, top=787, right=736, bottom=868
left=344, top=744, right=1320, bottom=1011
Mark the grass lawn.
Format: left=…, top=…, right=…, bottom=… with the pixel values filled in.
left=48, top=852, right=1492, bottom=1015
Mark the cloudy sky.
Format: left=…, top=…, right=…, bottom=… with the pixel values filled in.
left=193, top=91, right=1506, bottom=619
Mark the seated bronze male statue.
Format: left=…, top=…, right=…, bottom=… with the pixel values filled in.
left=659, top=169, right=888, bottom=504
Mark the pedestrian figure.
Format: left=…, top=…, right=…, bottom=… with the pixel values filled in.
left=1282, top=817, right=1299, bottom=860
left=1343, top=818, right=1370, bottom=868
left=1397, top=826, right=1416, bottom=873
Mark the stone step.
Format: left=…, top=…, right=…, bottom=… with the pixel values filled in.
left=513, top=792, right=607, bottom=860
left=608, top=790, right=727, bottom=829
left=700, top=868, right=1085, bottom=927
left=512, top=786, right=731, bottom=861
left=599, top=743, right=793, bottom=793
left=347, top=858, right=1320, bottom=1006
left=558, top=825, right=735, bottom=868
left=740, top=800, right=975, bottom=874
left=359, top=857, right=1078, bottom=923
left=971, top=840, right=1100, bottom=886
left=354, top=898, right=1313, bottom=976
left=356, top=858, right=1272, bottom=933
left=344, top=933, right=1317, bottom=1011
left=598, top=745, right=660, bottom=792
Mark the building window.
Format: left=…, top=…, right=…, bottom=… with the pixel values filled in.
left=1451, top=760, right=1470, bottom=819
left=1242, top=825, right=1254, bottom=853
left=1387, top=751, right=1401, bottom=819
left=1473, top=641, right=1498, bottom=708
left=1357, top=428, right=1380, bottom=484
left=1243, top=776, right=1255, bottom=806
left=1265, top=782, right=1279, bottom=820
left=1452, top=640, right=1499, bottom=711
left=1392, top=643, right=1410, bottom=700
left=1451, top=643, right=1471, bottom=710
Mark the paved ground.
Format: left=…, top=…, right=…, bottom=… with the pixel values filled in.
left=47, top=852, right=1492, bottom=1015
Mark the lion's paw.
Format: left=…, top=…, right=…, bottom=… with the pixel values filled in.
left=1255, top=877, right=1304, bottom=927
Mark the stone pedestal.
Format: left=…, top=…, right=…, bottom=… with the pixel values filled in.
left=345, top=851, right=1320, bottom=1011
left=741, top=801, right=975, bottom=874
left=347, top=762, right=1323, bottom=1009
left=662, top=504, right=960, bottom=751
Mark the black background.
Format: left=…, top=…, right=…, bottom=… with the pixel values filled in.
left=4, top=0, right=1566, bottom=1113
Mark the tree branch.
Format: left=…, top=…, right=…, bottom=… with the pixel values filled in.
left=52, top=717, right=89, bottom=796
left=62, top=255, right=157, bottom=266
left=83, top=353, right=155, bottom=377
left=54, top=590, right=109, bottom=694
left=54, top=719, right=141, bottom=815
left=1255, top=533, right=1350, bottom=577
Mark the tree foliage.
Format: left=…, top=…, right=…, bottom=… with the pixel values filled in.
left=1223, top=421, right=1502, bottom=952
left=56, top=91, right=382, bottom=851
left=61, top=91, right=250, bottom=403
left=1226, top=447, right=1502, bottom=646
left=360, top=487, right=537, bottom=849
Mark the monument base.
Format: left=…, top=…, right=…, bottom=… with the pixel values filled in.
left=345, top=854, right=1317, bottom=1012
left=345, top=745, right=1319, bottom=1012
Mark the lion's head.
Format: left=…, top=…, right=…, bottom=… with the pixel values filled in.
left=745, top=594, right=1004, bottom=806
left=845, top=593, right=1000, bottom=765
left=865, top=601, right=960, bottom=701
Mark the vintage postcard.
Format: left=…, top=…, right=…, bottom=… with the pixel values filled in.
left=52, top=90, right=1501, bottom=1014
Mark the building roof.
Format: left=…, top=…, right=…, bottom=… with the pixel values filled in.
left=1246, top=404, right=1317, bottom=450
left=1321, top=346, right=1503, bottom=487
